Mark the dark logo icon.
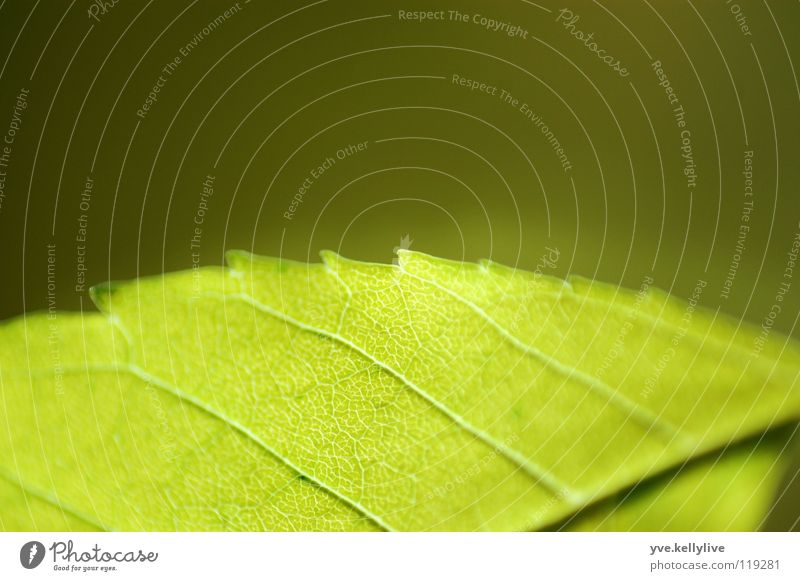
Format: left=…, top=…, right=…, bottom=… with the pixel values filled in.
left=20, top=541, right=45, bottom=569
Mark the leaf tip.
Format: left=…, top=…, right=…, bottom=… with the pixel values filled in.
left=225, top=249, right=253, bottom=270
left=319, top=250, right=344, bottom=270
left=88, top=281, right=120, bottom=313
left=394, top=248, right=416, bottom=269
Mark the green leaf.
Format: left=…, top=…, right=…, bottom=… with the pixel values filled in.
left=0, top=314, right=378, bottom=531
left=560, top=429, right=794, bottom=531
left=1, top=250, right=798, bottom=531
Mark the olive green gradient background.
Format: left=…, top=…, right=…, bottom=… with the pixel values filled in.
left=0, top=0, right=798, bottom=528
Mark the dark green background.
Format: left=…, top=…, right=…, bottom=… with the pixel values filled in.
left=1, top=0, right=798, bottom=527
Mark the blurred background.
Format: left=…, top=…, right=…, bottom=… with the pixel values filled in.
left=0, top=0, right=798, bottom=527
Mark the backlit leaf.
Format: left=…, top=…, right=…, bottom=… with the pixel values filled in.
left=1, top=251, right=798, bottom=531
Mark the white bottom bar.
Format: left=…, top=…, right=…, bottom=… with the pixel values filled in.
left=1, top=532, right=797, bottom=580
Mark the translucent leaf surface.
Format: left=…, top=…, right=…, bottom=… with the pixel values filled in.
left=2, top=251, right=798, bottom=531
